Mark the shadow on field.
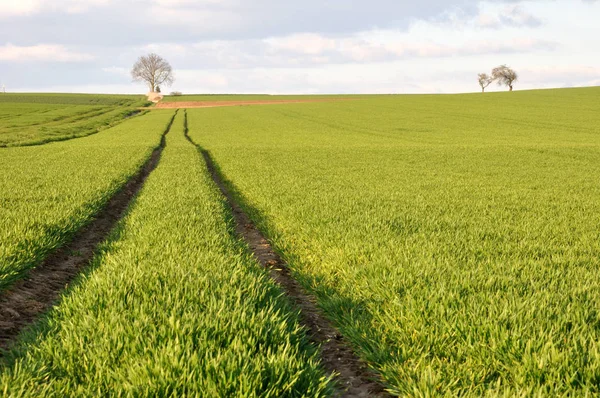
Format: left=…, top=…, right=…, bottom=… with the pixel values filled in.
left=0, top=111, right=178, bottom=355
left=183, top=110, right=390, bottom=398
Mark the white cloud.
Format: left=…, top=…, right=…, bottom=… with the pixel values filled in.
left=147, top=33, right=557, bottom=69
left=432, top=3, right=544, bottom=30
left=0, top=0, right=40, bottom=16
left=0, top=0, right=111, bottom=18
left=376, top=37, right=556, bottom=60
left=266, top=33, right=337, bottom=55
left=520, top=66, right=600, bottom=84
left=102, top=66, right=130, bottom=76
left=145, top=2, right=247, bottom=32
left=476, top=5, right=543, bottom=29
left=176, top=69, right=230, bottom=89
left=0, top=43, right=95, bottom=62
left=477, top=13, right=501, bottom=28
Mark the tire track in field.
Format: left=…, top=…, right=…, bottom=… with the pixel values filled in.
left=0, top=110, right=178, bottom=352
left=183, top=110, right=390, bottom=398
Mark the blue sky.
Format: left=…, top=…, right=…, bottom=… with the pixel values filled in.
left=0, top=0, right=598, bottom=94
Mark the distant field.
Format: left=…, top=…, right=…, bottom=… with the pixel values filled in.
left=187, top=86, right=600, bottom=395
left=161, top=94, right=367, bottom=102
left=0, top=93, right=144, bottom=106
left=0, top=93, right=149, bottom=147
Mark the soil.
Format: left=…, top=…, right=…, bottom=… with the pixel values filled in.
left=0, top=112, right=177, bottom=352
left=154, top=98, right=354, bottom=109
left=123, top=110, right=142, bottom=119
left=184, top=114, right=389, bottom=397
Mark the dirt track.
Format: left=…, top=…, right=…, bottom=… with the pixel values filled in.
left=183, top=111, right=389, bottom=397
left=154, top=98, right=353, bottom=109
left=0, top=112, right=177, bottom=352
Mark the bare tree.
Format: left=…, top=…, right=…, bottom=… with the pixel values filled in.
left=492, top=65, right=518, bottom=92
left=131, top=53, right=174, bottom=92
left=478, top=73, right=493, bottom=93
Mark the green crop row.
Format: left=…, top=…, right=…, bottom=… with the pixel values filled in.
left=0, top=104, right=67, bottom=120
left=2, top=107, right=148, bottom=147
left=0, top=105, right=105, bottom=128
left=0, top=111, right=331, bottom=397
left=0, top=94, right=150, bottom=147
left=187, top=87, right=600, bottom=396
left=0, top=110, right=175, bottom=291
left=0, top=93, right=146, bottom=106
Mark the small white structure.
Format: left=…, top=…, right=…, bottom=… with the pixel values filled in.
left=147, top=91, right=163, bottom=103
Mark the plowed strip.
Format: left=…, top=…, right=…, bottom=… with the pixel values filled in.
left=0, top=111, right=177, bottom=351
left=155, top=98, right=354, bottom=109
left=184, top=112, right=389, bottom=398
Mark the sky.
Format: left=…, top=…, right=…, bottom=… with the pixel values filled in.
left=0, top=0, right=598, bottom=94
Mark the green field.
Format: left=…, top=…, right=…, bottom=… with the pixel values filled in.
left=1, top=87, right=600, bottom=395
left=0, top=112, right=331, bottom=396
left=0, top=94, right=149, bottom=147
left=0, top=110, right=174, bottom=290
left=186, top=87, right=600, bottom=395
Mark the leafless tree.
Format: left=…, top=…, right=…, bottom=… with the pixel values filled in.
left=478, top=73, right=493, bottom=93
left=492, top=65, right=518, bottom=92
left=131, top=53, right=174, bottom=92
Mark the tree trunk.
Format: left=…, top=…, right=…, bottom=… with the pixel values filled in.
left=509, top=85, right=513, bottom=92
left=482, top=87, right=485, bottom=93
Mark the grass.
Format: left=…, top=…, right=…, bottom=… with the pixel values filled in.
left=0, top=94, right=149, bottom=147
left=0, top=110, right=175, bottom=291
left=0, top=111, right=331, bottom=397
left=187, top=86, right=600, bottom=395
left=0, top=93, right=146, bottom=106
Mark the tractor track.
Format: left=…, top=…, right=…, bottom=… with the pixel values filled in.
left=0, top=110, right=178, bottom=352
left=183, top=110, right=389, bottom=398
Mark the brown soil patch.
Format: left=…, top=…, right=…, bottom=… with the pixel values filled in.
left=0, top=111, right=177, bottom=352
left=154, top=98, right=354, bottom=109
left=183, top=112, right=389, bottom=397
